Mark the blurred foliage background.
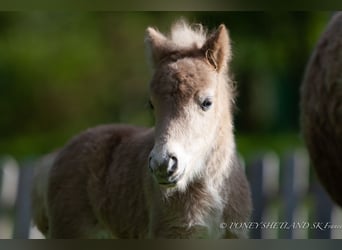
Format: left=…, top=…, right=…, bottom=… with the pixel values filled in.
left=0, top=12, right=332, bottom=160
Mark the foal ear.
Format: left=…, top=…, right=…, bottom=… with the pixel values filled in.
left=145, top=27, right=171, bottom=66
left=202, top=24, right=231, bottom=72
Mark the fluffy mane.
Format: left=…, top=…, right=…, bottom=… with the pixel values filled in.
left=169, top=19, right=208, bottom=49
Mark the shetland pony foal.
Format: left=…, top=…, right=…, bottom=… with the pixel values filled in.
left=32, top=20, right=252, bottom=238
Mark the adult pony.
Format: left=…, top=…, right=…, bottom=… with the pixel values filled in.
left=301, top=12, right=342, bottom=207
left=31, top=20, right=252, bottom=238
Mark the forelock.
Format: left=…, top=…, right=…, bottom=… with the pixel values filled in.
left=169, top=19, right=207, bottom=49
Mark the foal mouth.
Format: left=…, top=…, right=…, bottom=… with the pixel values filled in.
left=158, top=181, right=177, bottom=187
left=156, top=177, right=177, bottom=187
left=156, top=171, right=184, bottom=187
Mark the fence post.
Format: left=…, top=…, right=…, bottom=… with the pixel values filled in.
left=280, top=149, right=310, bottom=239
left=12, top=160, right=34, bottom=239
left=311, top=179, right=333, bottom=238
left=248, top=152, right=279, bottom=239
left=0, top=156, right=19, bottom=209
left=0, top=156, right=19, bottom=239
left=330, top=205, right=342, bottom=239
left=248, top=156, right=264, bottom=239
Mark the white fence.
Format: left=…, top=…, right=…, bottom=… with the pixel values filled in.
left=0, top=156, right=43, bottom=239
left=247, top=149, right=342, bottom=239
left=0, top=149, right=341, bottom=239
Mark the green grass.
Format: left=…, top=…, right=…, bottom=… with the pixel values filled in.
left=1, top=130, right=305, bottom=162
left=236, top=132, right=304, bottom=162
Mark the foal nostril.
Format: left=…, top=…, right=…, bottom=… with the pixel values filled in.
left=167, top=156, right=178, bottom=177
left=148, top=156, right=154, bottom=173
left=170, top=155, right=177, bottom=162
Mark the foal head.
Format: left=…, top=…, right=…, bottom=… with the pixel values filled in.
left=145, top=20, right=235, bottom=191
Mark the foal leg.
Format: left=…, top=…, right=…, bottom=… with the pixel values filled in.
left=47, top=207, right=100, bottom=239
left=46, top=188, right=101, bottom=239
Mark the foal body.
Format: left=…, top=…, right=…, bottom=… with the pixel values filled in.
left=32, top=20, right=252, bottom=238
left=35, top=125, right=250, bottom=238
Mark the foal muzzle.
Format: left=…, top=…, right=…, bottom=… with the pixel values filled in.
left=149, top=154, right=179, bottom=185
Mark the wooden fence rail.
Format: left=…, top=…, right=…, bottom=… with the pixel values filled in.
left=0, top=149, right=341, bottom=239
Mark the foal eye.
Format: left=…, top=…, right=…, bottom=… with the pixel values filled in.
left=200, top=98, right=213, bottom=111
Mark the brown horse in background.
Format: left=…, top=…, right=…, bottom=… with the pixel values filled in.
left=301, top=12, right=342, bottom=207
left=31, top=19, right=252, bottom=238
